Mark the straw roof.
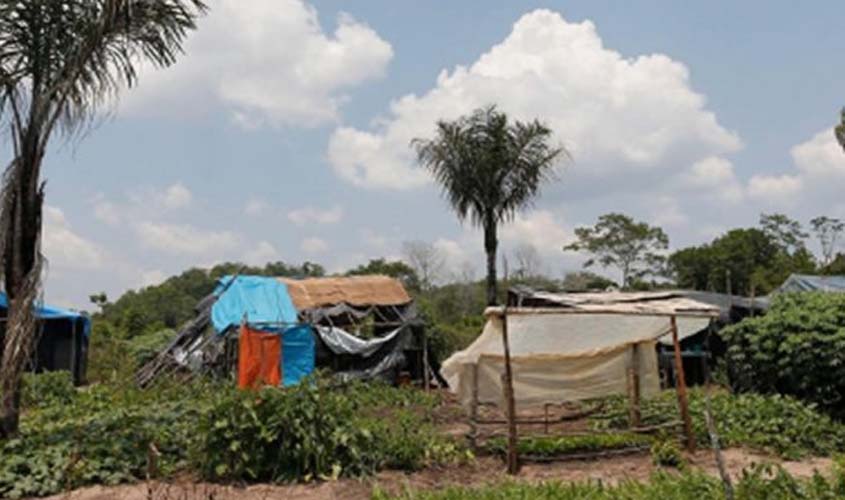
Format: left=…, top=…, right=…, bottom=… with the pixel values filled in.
left=278, top=275, right=411, bottom=310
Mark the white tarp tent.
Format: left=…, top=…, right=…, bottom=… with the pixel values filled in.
left=441, top=293, right=719, bottom=410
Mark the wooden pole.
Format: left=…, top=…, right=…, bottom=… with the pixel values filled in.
left=670, top=315, right=695, bottom=452
left=628, top=343, right=641, bottom=428
left=703, top=319, right=734, bottom=500
left=500, top=259, right=519, bottom=475
left=469, top=363, right=479, bottom=449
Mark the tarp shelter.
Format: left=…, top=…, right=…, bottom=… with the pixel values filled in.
left=211, top=276, right=315, bottom=387
left=775, top=274, right=845, bottom=293
left=442, top=291, right=719, bottom=410
left=0, top=292, right=90, bottom=385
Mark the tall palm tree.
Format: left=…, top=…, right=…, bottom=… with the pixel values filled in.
left=836, top=107, right=845, bottom=153
left=0, top=0, right=206, bottom=437
left=413, top=106, right=565, bottom=306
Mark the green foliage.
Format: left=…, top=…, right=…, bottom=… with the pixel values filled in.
left=376, top=463, right=845, bottom=499
left=1, top=377, right=464, bottom=497
left=591, top=389, right=845, bottom=459
left=561, top=271, right=617, bottom=291
left=485, top=433, right=651, bottom=458
left=0, top=381, right=215, bottom=498
left=721, top=292, right=845, bottom=417
left=668, top=219, right=817, bottom=295
left=651, top=438, right=685, bottom=468
left=564, top=213, right=669, bottom=288
left=21, top=371, right=76, bottom=410
left=126, top=328, right=175, bottom=366
left=347, top=258, right=421, bottom=293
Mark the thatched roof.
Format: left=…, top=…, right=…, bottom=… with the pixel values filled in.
left=278, top=275, right=411, bottom=310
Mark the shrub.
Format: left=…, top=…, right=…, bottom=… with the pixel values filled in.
left=721, top=292, right=845, bottom=417
left=21, top=371, right=76, bottom=409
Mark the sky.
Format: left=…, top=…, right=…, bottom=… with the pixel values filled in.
left=30, top=0, right=845, bottom=308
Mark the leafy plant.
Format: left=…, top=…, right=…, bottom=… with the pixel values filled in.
left=591, top=389, right=845, bottom=459
left=721, top=292, right=845, bottom=417
left=651, top=438, right=684, bottom=468
left=21, top=371, right=76, bottom=409
left=485, top=432, right=651, bottom=458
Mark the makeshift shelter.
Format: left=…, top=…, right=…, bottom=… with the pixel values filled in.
left=136, top=274, right=428, bottom=388
left=775, top=274, right=845, bottom=293
left=442, top=291, right=720, bottom=411
left=0, top=292, right=90, bottom=385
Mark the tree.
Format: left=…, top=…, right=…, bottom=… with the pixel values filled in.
left=560, top=271, right=616, bottom=291
left=810, top=216, right=844, bottom=267
left=836, top=107, right=845, bottom=153
left=346, top=258, right=421, bottom=293
left=512, top=243, right=543, bottom=280
left=759, top=213, right=808, bottom=254
left=564, top=213, right=668, bottom=288
left=401, top=240, right=445, bottom=291
left=0, top=0, right=206, bottom=437
left=412, top=106, right=565, bottom=305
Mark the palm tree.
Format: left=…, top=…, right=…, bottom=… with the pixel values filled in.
left=836, top=107, right=845, bottom=153
left=412, top=106, right=565, bottom=306
left=0, top=0, right=206, bottom=437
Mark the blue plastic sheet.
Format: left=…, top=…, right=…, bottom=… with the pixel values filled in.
left=211, top=275, right=298, bottom=333
left=0, top=292, right=91, bottom=337
left=212, top=276, right=314, bottom=386
left=282, top=325, right=315, bottom=387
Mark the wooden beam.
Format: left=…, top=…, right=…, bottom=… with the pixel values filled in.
left=670, top=315, right=695, bottom=452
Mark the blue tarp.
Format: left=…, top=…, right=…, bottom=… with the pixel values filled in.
left=211, top=275, right=314, bottom=386
left=211, top=275, right=299, bottom=333
left=776, top=274, right=845, bottom=293
left=282, top=325, right=316, bottom=387
left=0, top=292, right=91, bottom=337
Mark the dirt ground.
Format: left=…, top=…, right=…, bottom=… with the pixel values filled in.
left=38, top=448, right=833, bottom=500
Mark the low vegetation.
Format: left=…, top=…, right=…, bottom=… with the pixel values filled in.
left=485, top=433, right=651, bottom=459
left=0, top=373, right=465, bottom=499
left=375, top=462, right=845, bottom=499
left=591, top=389, right=845, bottom=459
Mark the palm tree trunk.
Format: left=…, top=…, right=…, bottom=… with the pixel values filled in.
left=484, top=216, right=498, bottom=306
left=0, top=149, right=45, bottom=438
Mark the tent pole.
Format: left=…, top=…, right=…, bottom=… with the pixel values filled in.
left=671, top=315, right=695, bottom=452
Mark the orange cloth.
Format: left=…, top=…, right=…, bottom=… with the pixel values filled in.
left=237, top=324, right=281, bottom=389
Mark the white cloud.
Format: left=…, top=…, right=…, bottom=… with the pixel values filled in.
left=123, top=0, right=393, bottom=127
left=42, top=206, right=107, bottom=270
left=747, top=174, right=803, bottom=201
left=301, top=237, right=329, bottom=253
left=791, top=129, right=845, bottom=178
left=244, top=197, right=269, bottom=216
left=140, top=270, right=168, bottom=288
left=682, top=156, right=743, bottom=203
left=500, top=210, right=572, bottom=256
left=161, top=183, right=192, bottom=209
left=242, top=241, right=280, bottom=265
left=288, top=205, right=344, bottom=226
left=651, top=196, right=689, bottom=227
left=93, top=199, right=121, bottom=225
left=328, top=9, right=740, bottom=190
left=136, top=222, right=240, bottom=255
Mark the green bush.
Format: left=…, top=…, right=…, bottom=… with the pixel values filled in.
left=591, top=390, right=845, bottom=459
left=721, top=292, right=845, bottom=417
left=21, top=371, right=76, bottom=409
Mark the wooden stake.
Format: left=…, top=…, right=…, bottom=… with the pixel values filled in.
left=670, top=315, right=695, bottom=452
left=501, top=259, right=519, bottom=475
left=704, top=320, right=734, bottom=500
left=628, top=343, right=641, bottom=428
